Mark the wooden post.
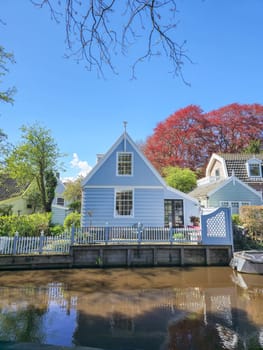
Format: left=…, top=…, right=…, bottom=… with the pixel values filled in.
left=71, top=225, right=75, bottom=245
left=137, top=223, right=142, bottom=244
left=153, top=247, right=158, bottom=266
left=12, top=232, right=19, bottom=255
left=169, top=227, right=174, bottom=244
left=180, top=247, right=185, bottom=266
left=127, top=248, right=131, bottom=267
left=39, top=231, right=44, bottom=254
left=105, top=223, right=109, bottom=245
left=206, top=247, right=210, bottom=266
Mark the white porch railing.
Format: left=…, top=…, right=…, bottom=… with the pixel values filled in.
left=75, top=226, right=202, bottom=245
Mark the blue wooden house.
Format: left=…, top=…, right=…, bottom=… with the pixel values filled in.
left=81, top=131, right=199, bottom=228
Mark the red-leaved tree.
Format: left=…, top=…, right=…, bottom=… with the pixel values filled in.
left=143, top=103, right=263, bottom=175
left=206, top=103, right=263, bottom=153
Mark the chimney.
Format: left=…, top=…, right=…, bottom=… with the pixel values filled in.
left=96, top=154, right=104, bottom=163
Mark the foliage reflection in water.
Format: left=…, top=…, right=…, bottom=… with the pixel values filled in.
left=0, top=267, right=262, bottom=350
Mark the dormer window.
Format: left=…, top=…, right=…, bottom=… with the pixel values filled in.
left=117, top=152, right=133, bottom=176
left=246, top=158, right=262, bottom=178
left=215, top=169, right=220, bottom=179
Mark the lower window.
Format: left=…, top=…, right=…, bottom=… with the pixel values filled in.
left=115, top=189, right=133, bottom=216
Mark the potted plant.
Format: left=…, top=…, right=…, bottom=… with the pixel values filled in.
left=190, top=216, right=200, bottom=227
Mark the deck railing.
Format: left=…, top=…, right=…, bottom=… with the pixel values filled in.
left=75, top=226, right=201, bottom=245
left=0, top=226, right=202, bottom=255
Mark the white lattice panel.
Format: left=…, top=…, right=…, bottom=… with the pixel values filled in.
left=206, top=211, right=227, bottom=237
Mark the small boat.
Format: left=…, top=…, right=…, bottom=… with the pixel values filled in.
left=230, top=250, right=263, bottom=274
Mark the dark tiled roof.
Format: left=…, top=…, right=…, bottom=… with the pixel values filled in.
left=0, top=175, right=27, bottom=201
left=217, top=153, right=263, bottom=183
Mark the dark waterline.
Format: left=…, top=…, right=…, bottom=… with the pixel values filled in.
left=0, top=266, right=262, bottom=350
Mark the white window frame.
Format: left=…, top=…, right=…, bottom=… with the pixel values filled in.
left=220, top=201, right=250, bottom=213
left=114, top=188, right=134, bottom=217
left=116, top=152, right=133, bottom=176
left=246, top=159, right=262, bottom=178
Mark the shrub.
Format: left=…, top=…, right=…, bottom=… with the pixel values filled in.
left=64, top=212, right=81, bottom=231
left=232, top=214, right=241, bottom=226
left=239, top=206, right=263, bottom=243
left=49, top=224, right=64, bottom=236
left=0, top=213, right=51, bottom=236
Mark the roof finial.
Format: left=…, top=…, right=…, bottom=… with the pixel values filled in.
left=123, top=121, right=127, bottom=134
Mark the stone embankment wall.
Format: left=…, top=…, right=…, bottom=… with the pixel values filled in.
left=0, top=244, right=232, bottom=270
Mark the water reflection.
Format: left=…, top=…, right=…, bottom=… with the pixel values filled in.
left=0, top=267, right=262, bottom=349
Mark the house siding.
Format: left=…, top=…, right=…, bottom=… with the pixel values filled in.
left=134, top=188, right=164, bottom=226
left=209, top=180, right=262, bottom=207
left=52, top=206, right=70, bottom=225
left=86, top=139, right=163, bottom=187
left=82, top=188, right=114, bottom=227
left=81, top=187, right=165, bottom=227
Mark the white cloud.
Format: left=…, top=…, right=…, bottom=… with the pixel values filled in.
left=70, top=153, right=92, bottom=178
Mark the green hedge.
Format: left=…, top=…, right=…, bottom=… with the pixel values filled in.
left=0, top=213, right=52, bottom=237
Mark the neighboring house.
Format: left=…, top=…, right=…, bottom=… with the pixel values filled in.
left=0, top=173, right=70, bottom=224
left=0, top=175, right=32, bottom=216
left=81, top=131, right=199, bottom=228
left=51, top=174, right=71, bottom=225
left=189, top=153, right=263, bottom=214
left=189, top=175, right=262, bottom=214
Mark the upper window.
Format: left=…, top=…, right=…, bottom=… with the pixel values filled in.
left=115, top=189, right=133, bottom=216
left=246, top=159, right=262, bottom=178
left=117, top=152, right=133, bottom=176
left=57, top=197, right=65, bottom=206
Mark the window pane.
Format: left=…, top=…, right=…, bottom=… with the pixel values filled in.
left=231, top=202, right=239, bottom=208
left=116, top=190, right=133, bottom=216
left=57, top=197, right=64, bottom=206
left=249, top=163, right=260, bottom=176
left=118, top=153, right=132, bottom=175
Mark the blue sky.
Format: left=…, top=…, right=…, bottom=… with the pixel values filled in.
left=1, top=0, right=263, bottom=180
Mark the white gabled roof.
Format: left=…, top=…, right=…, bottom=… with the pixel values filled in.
left=205, top=153, right=228, bottom=178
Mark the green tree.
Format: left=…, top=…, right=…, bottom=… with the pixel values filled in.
left=0, top=45, right=16, bottom=104
left=243, top=139, right=262, bottom=154
left=163, top=166, right=197, bottom=193
left=63, top=176, right=83, bottom=213
left=0, top=130, right=10, bottom=167
left=6, top=123, right=62, bottom=212
left=45, top=170, right=58, bottom=212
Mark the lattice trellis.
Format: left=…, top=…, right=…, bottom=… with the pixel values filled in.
left=206, top=211, right=227, bottom=237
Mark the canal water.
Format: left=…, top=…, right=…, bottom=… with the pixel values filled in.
left=0, top=267, right=262, bottom=350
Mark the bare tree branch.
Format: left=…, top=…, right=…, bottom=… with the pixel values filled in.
left=31, top=0, right=191, bottom=79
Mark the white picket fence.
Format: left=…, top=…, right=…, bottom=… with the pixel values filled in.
left=0, top=226, right=202, bottom=255
left=0, top=231, right=72, bottom=255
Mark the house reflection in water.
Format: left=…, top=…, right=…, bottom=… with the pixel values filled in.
left=0, top=268, right=262, bottom=349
